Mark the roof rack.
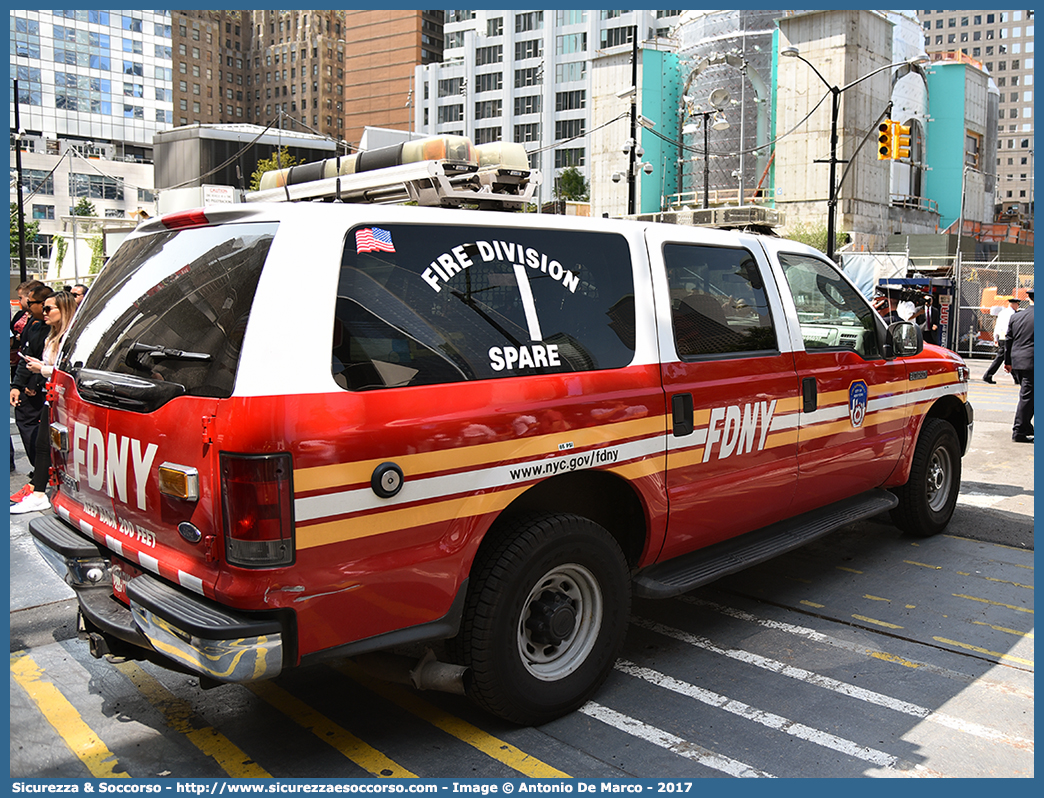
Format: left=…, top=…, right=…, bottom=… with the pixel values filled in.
left=243, top=135, right=541, bottom=211
left=244, top=160, right=542, bottom=211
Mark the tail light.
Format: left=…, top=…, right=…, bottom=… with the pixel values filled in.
left=220, top=453, right=294, bottom=567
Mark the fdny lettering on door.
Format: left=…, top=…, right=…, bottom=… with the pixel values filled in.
left=702, top=400, right=777, bottom=462
left=70, top=422, right=158, bottom=511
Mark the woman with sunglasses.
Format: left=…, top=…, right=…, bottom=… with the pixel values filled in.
left=11, top=291, right=77, bottom=514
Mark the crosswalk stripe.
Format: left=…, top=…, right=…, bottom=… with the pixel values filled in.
left=635, top=615, right=1033, bottom=752
left=615, top=660, right=937, bottom=776
left=579, top=701, right=775, bottom=778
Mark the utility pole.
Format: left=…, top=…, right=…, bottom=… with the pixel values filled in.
left=627, top=26, right=638, bottom=216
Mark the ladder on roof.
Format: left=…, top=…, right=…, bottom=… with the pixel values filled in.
left=244, top=160, right=542, bottom=211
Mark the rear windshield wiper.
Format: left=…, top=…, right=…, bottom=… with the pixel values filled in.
left=127, top=341, right=212, bottom=370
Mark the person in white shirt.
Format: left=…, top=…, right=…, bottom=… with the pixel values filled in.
left=984, top=296, right=1020, bottom=384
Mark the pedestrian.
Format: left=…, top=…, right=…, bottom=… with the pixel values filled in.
left=70, top=284, right=89, bottom=305
left=920, top=294, right=941, bottom=346
left=984, top=296, right=1020, bottom=384
left=9, top=284, right=53, bottom=490
left=873, top=288, right=903, bottom=324
left=10, top=280, right=44, bottom=378
left=1004, top=289, right=1034, bottom=443
left=11, top=291, right=77, bottom=513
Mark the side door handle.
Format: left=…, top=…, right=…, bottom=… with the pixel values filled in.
left=671, top=393, right=694, bottom=437
left=802, top=377, right=818, bottom=413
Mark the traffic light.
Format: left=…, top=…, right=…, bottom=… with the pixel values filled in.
left=877, top=121, right=894, bottom=160
left=893, top=123, right=912, bottom=161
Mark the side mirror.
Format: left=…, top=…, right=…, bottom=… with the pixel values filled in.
left=887, top=321, right=923, bottom=358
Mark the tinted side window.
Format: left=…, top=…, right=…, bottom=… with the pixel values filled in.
left=664, top=243, right=777, bottom=358
left=778, top=253, right=881, bottom=358
left=332, top=224, right=636, bottom=390
left=60, top=222, right=276, bottom=398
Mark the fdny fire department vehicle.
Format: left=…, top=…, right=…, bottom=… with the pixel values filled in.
left=30, top=136, right=972, bottom=725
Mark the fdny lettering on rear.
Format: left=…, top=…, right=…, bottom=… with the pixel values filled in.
left=70, top=422, right=158, bottom=511
left=702, top=400, right=777, bottom=462
left=421, top=240, right=579, bottom=294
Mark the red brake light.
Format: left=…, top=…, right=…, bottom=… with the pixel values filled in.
left=161, top=209, right=211, bottom=230
left=220, top=453, right=295, bottom=567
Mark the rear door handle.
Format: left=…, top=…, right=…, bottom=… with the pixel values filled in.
left=802, top=378, right=818, bottom=413
left=671, top=393, right=694, bottom=437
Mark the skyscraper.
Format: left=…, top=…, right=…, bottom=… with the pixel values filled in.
left=918, top=9, right=1034, bottom=216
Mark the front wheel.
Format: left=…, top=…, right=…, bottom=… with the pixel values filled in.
left=454, top=513, right=630, bottom=725
left=891, top=418, right=961, bottom=536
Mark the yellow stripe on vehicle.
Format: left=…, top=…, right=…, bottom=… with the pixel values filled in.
left=294, top=414, right=666, bottom=494
left=11, top=651, right=129, bottom=779
left=297, top=486, right=528, bottom=549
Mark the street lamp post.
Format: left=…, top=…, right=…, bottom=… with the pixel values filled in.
left=780, top=46, right=930, bottom=262
left=627, top=26, right=638, bottom=215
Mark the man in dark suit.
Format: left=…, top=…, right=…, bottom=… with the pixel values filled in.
left=1004, top=289, right=1034, bottom=442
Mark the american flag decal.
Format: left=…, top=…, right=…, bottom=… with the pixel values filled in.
left=355, top=226, right=395, bottom=253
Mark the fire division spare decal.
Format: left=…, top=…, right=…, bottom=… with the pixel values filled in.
left=421, top=240, right=580, bottom=296
left=69, top=422, right=158, bottom=511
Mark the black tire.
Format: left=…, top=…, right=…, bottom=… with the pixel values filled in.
left=890, top=418, right=961, bottom=537
left=454, top=513, right=630, bottom=725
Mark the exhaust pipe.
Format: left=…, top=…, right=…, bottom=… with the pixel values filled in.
left=352, top=648, right=469, bottom=695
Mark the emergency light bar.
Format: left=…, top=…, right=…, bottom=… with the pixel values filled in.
left=245, top=135, right=539, bottom=211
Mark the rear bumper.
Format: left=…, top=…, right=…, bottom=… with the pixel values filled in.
left=29, top=514, right=285, bottom=683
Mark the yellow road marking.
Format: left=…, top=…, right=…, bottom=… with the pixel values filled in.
left=340, top=663, right=570, bottom=778
left=970, top=621, right=1034, bottom=638
left=864, top=595, right=891, bottom=602
left=799, top=600, right=824, bottom=608
left=933, top=637, right=1034, bottom=666
left=904, top=560, right=942, bottom=570
left=836, top=567, right=863, bottom=574
left=11, top=651, right=128, bottom=778
left=983, top=576, right=1033, bottom=590
left=246, top=681, right=415, bottom=777
left=852, top=615, right=904, bottom=630
left=869, top=652, right=921, bottom=668
left=114, top=662, right=269, bottom=778
left=952, top=594, right=1034, bottom=614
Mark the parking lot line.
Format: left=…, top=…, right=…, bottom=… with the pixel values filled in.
left=11, top=651, right=128, bottom=779
left=115, top=661, right=270, bottom=778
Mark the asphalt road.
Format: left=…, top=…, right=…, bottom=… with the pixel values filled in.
left=8, top=359, right=1033, bottom=779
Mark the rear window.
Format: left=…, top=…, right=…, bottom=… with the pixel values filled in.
left=60, top=222, right=276, bottom=402
left=332, top=223, right=636, bottom=390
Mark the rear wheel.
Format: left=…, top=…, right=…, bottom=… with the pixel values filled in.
left=891, top=418, right=961, bottom=536
left=454, top=513, right=630, bottom=725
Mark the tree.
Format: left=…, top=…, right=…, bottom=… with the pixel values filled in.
left=72, top=197, right=96, bottom=217
left=250, top=148, right=301, bottom=191
left=785, top=221, right=849, bottom=255
left=554, top=167, right=590, bottom=202
left=9, top=203, right=39, bottom=260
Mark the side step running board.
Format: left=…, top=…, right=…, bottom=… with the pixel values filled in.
left=633, top=489, right=898, bottom=599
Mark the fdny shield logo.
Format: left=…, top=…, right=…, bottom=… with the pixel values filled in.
left=849, top=380, right=869, bottom=428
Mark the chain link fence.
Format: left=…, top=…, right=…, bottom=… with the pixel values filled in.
left=953, top=260, right=1035, bottom=359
